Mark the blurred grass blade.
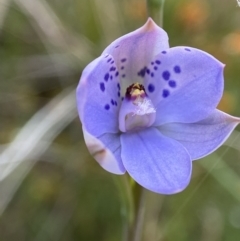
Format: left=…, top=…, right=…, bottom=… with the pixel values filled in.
left=160, top=130, right=240, bottom=240
left=0, top=142, right=50, bottom=216
left=0, top=0, right=11, bottom=31
left=200, top=152, right=240, bottom=202
left=0, top=88, right=77, bottom=181
left=224, top=130, right=240, bottom=152
left=15, top=0, right=94, bottom=62
left=199, top=130, right=240, bottom=202
left=0, top=89, right=77, bottom=216
left=92, top=0, right=123, bottom=44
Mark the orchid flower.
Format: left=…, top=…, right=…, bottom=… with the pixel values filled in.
left=76, top=18, right=240, bottom=194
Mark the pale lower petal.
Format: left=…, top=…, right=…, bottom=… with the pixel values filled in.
left=102, top=18, right=169, bottom=92
left=158, top=110, right=240, bottom=160
left=121, top=128, right=192, bottom=194
left=83, top=127, right=125, bottom=174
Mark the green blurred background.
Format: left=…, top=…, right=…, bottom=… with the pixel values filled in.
left=1, top=0, right=240, bottom=240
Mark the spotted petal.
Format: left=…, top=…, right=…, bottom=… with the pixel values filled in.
left=83, top=128, right=125, bottom=174
left=102, top=18, right=169, bottom=91
left=77, top=55, right=121, bottom=137
left=142, top=47, right=224, bottom=125
left=159, top=110, right=240, bottom=160
left=121, top=127, right=192, bottom=194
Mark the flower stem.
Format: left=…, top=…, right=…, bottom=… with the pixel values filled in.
left=112, top=175, right=134, bottom=241
left=128, top=183, right=147, bottom=241
left=145, top=0, right=150, bottom=17
left=132, top=188, right=147, bottom=241
left=160, top=0, right=166, bottom=28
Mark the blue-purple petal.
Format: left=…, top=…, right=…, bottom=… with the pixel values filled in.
left=120, top=127, right=192, bottom=194
left=76, top=55, right=120, bottom=137
left=143, top=47, right=224, bottom=125
left=102, top=18, right=169, bottom=91
left=158, top=110, right=240, bottom=160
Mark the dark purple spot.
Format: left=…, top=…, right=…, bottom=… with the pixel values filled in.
left=121, top=58, right=127, bottom=63
left=115, top=45, right=119, bottom=48
left=148, top=84, right=155, bottom=93
left=174, top=66, right=181, bottom=73
left=111, top=60, right=114, bottom=64
left=105, top=55, right=109, bottom=58
left=104, top=73, right=109, bottom=81
left=121, top=66, right=124, bottom=70
left=151, top=62, right=154, bottom=65
left=162, top=89, right=170, bottom=98
left=185, top=48, right=191, bottom=51
left=111, top=99, right=114, bottom=105
left=155, top=60, right=161, bottom=65
left=138, top=68, right=146, bottom=77
left=169, top=80, right=176, bottom=88
left=110, top=66, right=116, bottom=71
left=162, top=51, right=167, bottom=54
left=154, top=66, right=158, bottom=71
left=107, top=58, right=112, bottom=63
left=121, top=97, right=124, bottom=101
left=117, top=83, right=120, bottom=90
left=162, top=71, right=170, bottom=80
left=114, top=101, right=117, bottom=106
left=151, top=73, right=154, bottom=77
left=110, top=75, right=113, bottom=80
left=100, top=82, right=105, bottom=92
left=115, top=71, right=119, bottom=77
left=105, top=104, right=110, bottom=110
left=146, top=68, right=150, bottom=74
left=118, top=91, right=120, bottom=97
left=122, top=74, right=126, bottom=78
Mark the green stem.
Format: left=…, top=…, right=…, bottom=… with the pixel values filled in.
left=112, top=175, right=134, bottom=241
left=127, top=183, right=147, bottom=241
left=146, top=0, right=150, bottom=17
left=160, top=0, right=166, bottom=28
left=132, top=188, right=147, bottom=241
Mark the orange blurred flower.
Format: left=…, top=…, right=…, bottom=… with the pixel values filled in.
left=124, top=0, right=147, bottom=20
left=217, top=91, right=236, bottom=113
left=176, top=0, right=209, bottom=31
left=222, top=32, right=240, bottom=55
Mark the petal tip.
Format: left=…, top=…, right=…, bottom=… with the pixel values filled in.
left=142, top=17, right=160, bottom=32
left=220, top=62, right=226, bottom=69
left=220, top=110, right=240, bottom=124
left=229, top=115, right=240, bottom=124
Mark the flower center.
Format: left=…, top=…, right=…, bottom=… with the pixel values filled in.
left=119, top=83, right=156, bottom=132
